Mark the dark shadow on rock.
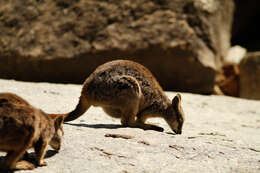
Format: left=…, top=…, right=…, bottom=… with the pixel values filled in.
left=0, top=169, right=14, bottom=173
left=0, top=150, right=57, bottom=172
left=21, top=150, right=59, bottom=166
left=65, top=122, right=124, bottom=129
left=65, top=122, right=164, bottom=132
left=44, top=150, right=59, bottom=159
left=0, top=156, right=14, bottom=173
left=166, top=132, right=178, bottom=135
left=0, top=156, right=5, bottom=161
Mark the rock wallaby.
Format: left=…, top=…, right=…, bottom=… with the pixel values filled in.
left=62, top=60, right=184, bottom=133
left=0, top=93, right=64, bottom=170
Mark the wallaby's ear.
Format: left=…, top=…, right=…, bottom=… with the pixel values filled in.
left=54, top=116, right=64, bottom=132
left=55, top=116, right=64, bottom=127
left=172, top=94, right=181, bottom=110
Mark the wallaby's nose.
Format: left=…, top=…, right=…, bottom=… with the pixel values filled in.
left=175, top=130, right=182, bottom=134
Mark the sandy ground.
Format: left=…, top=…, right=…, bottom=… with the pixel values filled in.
left=0, top=79, right=259, bottom=173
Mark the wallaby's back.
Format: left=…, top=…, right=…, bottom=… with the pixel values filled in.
left=82, top=60, right=168, bottom=109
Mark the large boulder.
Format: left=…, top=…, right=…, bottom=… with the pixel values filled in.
left=239, top=52, right=260, bottom=100
left=0, top=0, right=234, bottom=94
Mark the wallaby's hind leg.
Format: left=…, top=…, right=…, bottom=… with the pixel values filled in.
left=136, top=113, right=164, bottom=132
left=1, top=132, right=35, bottom=170
left=103, top=107, right=122, bottom=118
left=15, top=160, right=35, bottom=170
left=1, top=149, right=34, bottom=170
left=103, top=106, right=162, bottom=131
left=120, top=109, right=137, bottom=127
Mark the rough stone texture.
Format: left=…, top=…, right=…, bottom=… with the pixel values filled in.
left=0, top=79, right=259, bottom=173
left=239, top=52, right=260, bottom=100
left=216, top=63, right=240, bottom=97
left=0, top=0, right=234, bottom=94
left=226, top=45, right=246, bottom=64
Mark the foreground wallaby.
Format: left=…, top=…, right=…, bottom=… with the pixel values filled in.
left=0, top=93, right=64, bottom=170
left=62, top=60, right=184, bottom=134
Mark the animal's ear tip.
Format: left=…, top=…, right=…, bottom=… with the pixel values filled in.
left=172, top=93, right=182, bottom=105
left=51, top=114, right=64, bottom=124
left=57, top=115, right=64, bottom=122
left=55, top=116, right=64, bottom=127
left=173, top=93, right=181, bottom=101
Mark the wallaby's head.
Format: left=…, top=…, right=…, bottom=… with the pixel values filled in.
left=165, top=94, right=184, bottom=134
left=49, top=115, right=64, bottom=151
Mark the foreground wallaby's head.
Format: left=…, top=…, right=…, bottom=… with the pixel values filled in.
left=48, top=115, right=64, bottom=151
left=165, top=94, right=184, bottom=134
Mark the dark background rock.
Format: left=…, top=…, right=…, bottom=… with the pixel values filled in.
left=239, top=52, right=260, bottom=100
left=232, top=0, right=260, bottom=51
left=0, top=0, right=234, bottom=94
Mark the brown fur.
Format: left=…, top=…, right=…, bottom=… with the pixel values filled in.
left=0, top=92, right=30, bottom=106
left=63, top=60, right=184, bottom=133
left=0, top=93, right=64, bottom=170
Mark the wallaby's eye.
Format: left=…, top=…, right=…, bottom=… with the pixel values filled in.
left=179, top=117, right=183, bottom=124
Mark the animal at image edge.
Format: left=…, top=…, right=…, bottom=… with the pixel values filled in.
left=60, top=60, right=185, bottom=134
left=0, top=93, right=64, bottom=170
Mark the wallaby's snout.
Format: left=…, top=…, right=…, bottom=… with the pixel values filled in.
left=174, top=129, right=182, bottom=135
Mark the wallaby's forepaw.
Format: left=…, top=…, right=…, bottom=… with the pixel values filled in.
left=137, top=123, right=164, bottom=132
left=15, top=160, right=35, bottom=170
left=37, top=160, right=47, bottom=167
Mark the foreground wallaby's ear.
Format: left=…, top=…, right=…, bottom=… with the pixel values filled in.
left=172, top=94, right=181, bottom=110
left=54, top=116, right=64, bottom=130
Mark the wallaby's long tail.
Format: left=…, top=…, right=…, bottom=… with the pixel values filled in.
left=63, top=95, right=90, bottom=122
left=48, top=95, right=90, bottom=122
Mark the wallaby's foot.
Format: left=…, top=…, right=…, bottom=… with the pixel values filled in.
left=121, top=119, right=164, bottom=132
left=138, top=123, right=164, bottom=132
left=135, top=118, right=164, bottom=132
left=0, top=160, right=34, bottom=171
left=15, top=160, right=35, bottom=170
left=37, top=160, right=47, bottom=167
